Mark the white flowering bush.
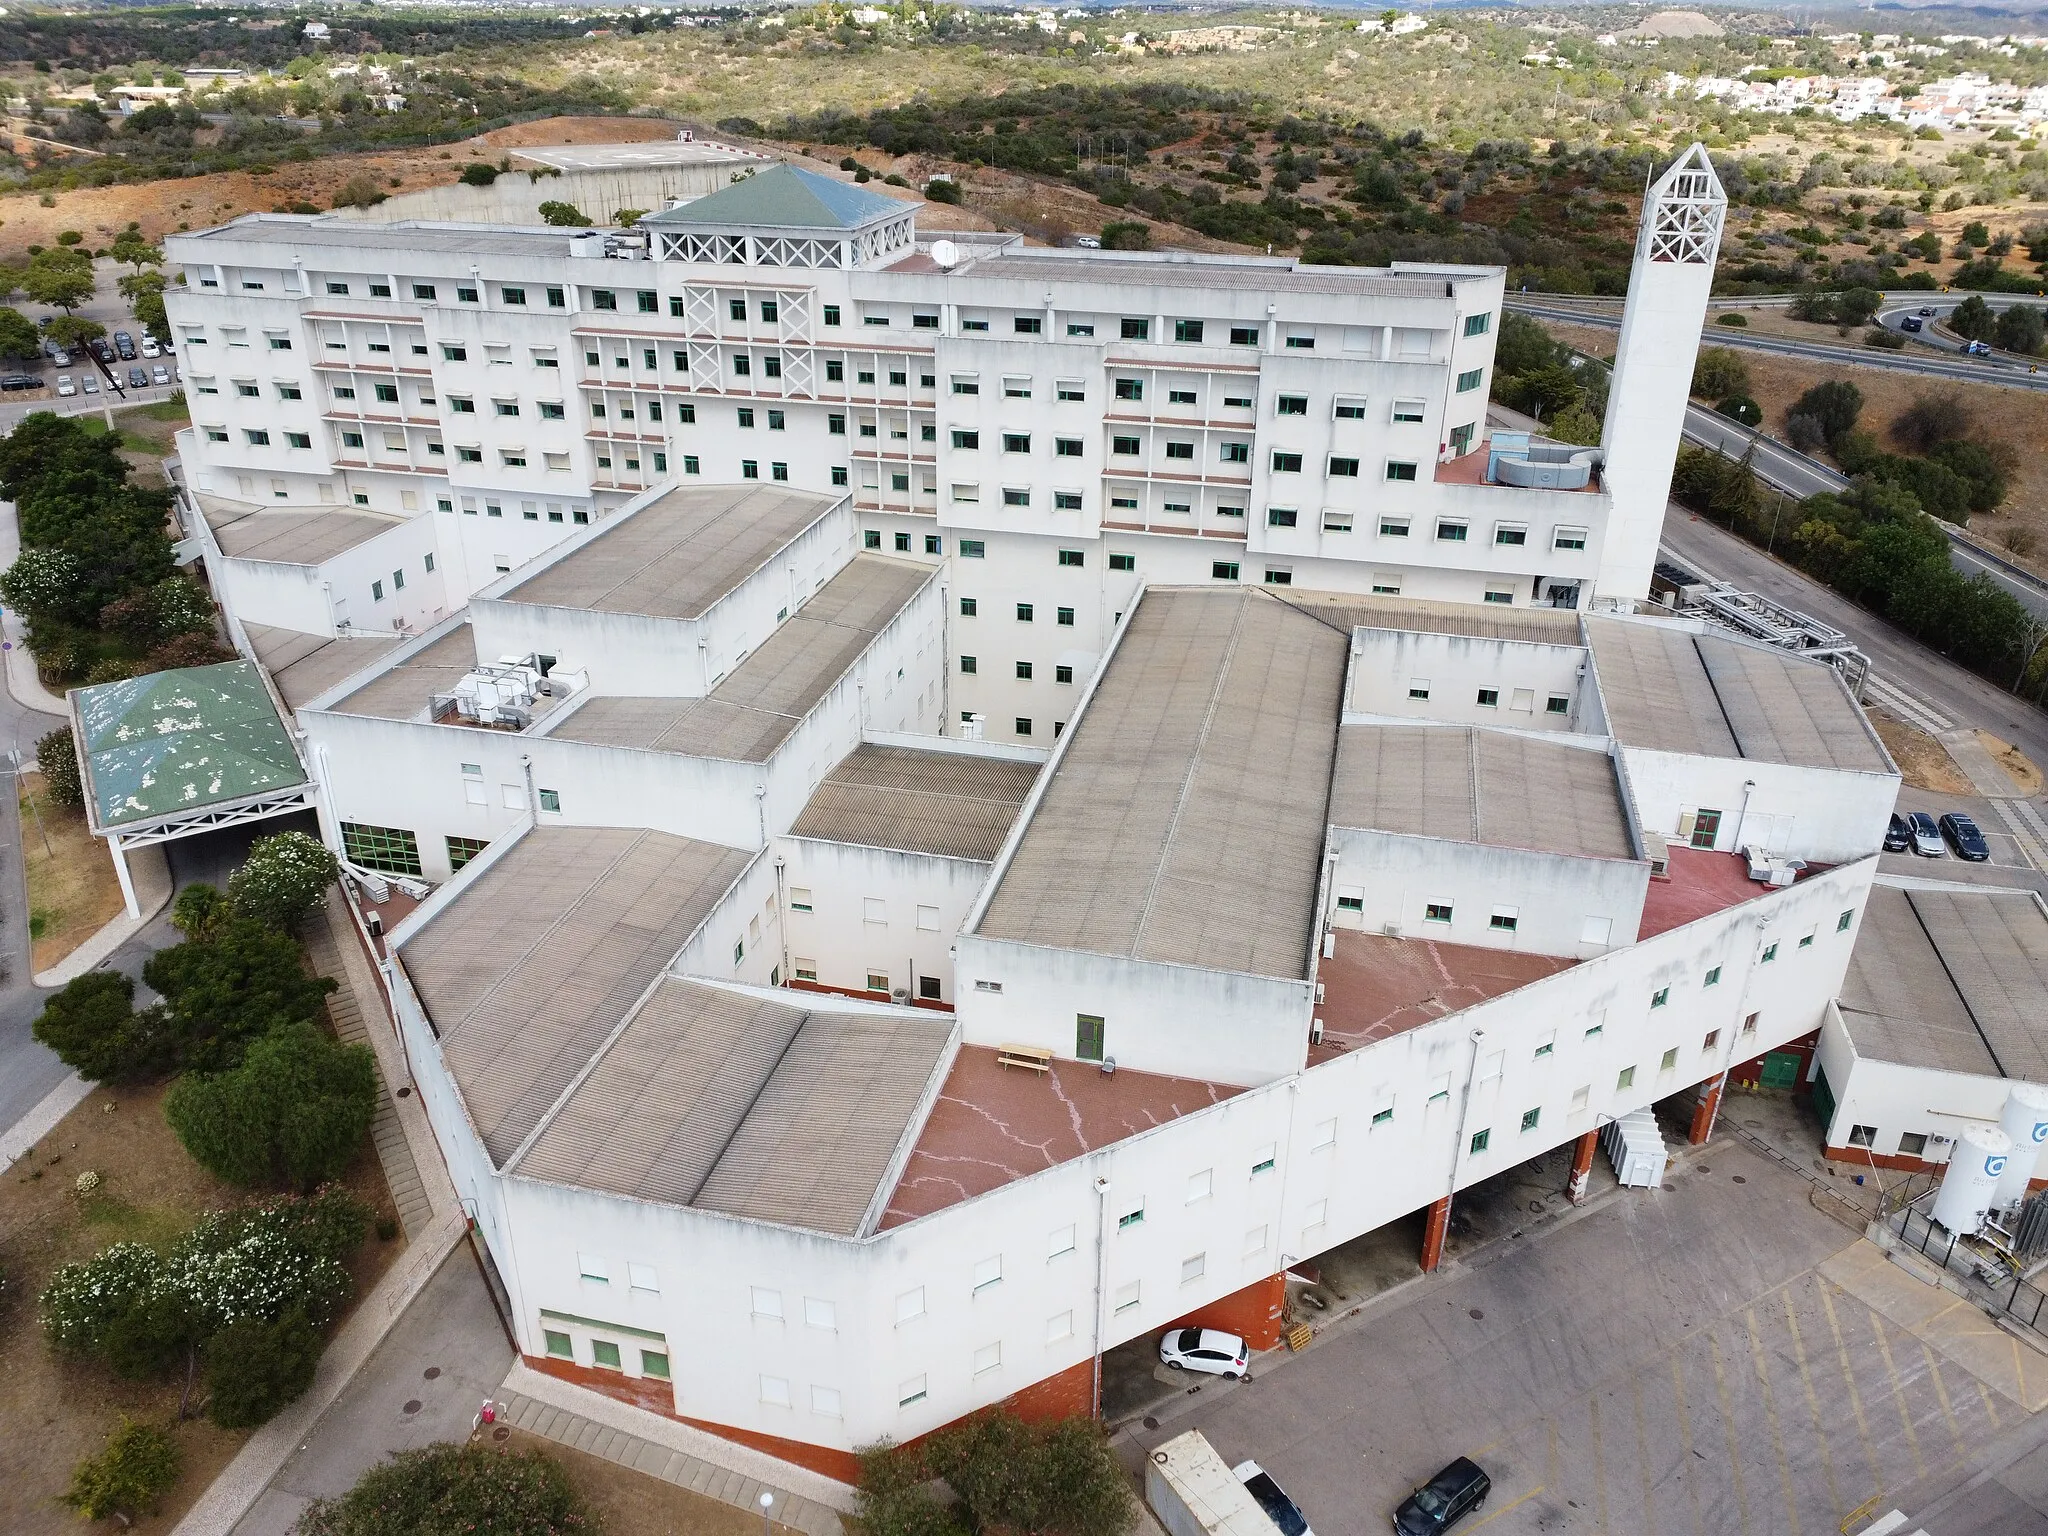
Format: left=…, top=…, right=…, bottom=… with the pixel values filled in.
left=40, top=1242, right=165, bottom=1357
left=75, top=1170, right=101, bottom=1195
left=226, top=831, right=340, bottom=932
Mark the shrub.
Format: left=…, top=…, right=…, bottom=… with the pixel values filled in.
left=923, top=177, right=961, bottom=204
left=1716, top=395, right=1762, bottom=428
left=166, top=1023, right=376, bottom=1191
left=612, top=208, right=647, bottom=228
left=226, top=830, right=339, bottom=932
left=172, top=882, right=230, bottom=942
left=1785, top=413, right=1827, bottom=454
left=39, top=1241, right=191, bottom=1375
left=459, top=162, right=498, bottom=186
left=1547, top=404, right=1602, bottom=446
left=1690, top=347, right=1750, bottom=401
left=1714, top=312, right=1749, bottom=327
left=537, top=200, right=591, bottom=227
left=1865, top=327, right=1906, bottom=350
left=1892, top=394, right=1975, bottom=454
left=35, top=724, right=81, bottom=806
left=299, top=1445, right=597, bottom=1536
left=32, top=971, right=184, bottom=1085
left=1788, top=380, right=1863, bottom=447
left=141, top=918, right=337, bottom=1075
left=147, top=631, right=235, bottom=671
left=1100, top=220, right=1150, bottom=250
left=858, top=1409, right=1133, bottom=1536
left=63, top=1418, right=180, bottom=1523
left=1995, top=303, right=2045, bottom=355
left=1949, top=295, right=1996, bottom=341
left=328, top=175, right=387, bottom=210
left=205, top=1306, right=323, bottom=1427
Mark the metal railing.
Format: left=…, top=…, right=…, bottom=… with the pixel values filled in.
left=1884, top=1194, right=2048, bottom=1336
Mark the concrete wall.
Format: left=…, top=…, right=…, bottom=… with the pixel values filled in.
left=1344, top=630, right=1597, bottom=732
left=1326, top=827, right=1648, bottom=960
left=1619, top=747, right=1897, bottom=866
left=332, top=161, right=758, bottom=229
left=776, top=837, right=992, bottom=1006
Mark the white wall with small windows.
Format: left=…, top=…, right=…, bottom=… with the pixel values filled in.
left=197, top=508, right=447, bottom=638
left=1617, top=748, right=1899, bottom=867
left=775, top=836, right=996, bottom=1007
left=1343, top=630, right=1601, bottom=733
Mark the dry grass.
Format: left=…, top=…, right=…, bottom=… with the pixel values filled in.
left=1977, top=730, right=2044, bottom=794
left=19, top=770, right=126, bottom=973
left=490, top=1426, right=812, bottom=1536
left=1869, top=709, right=1973, bottom=794
left=0, top=1083, right=405, bottom=1536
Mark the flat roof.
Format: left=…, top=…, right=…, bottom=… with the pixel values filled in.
left=1328, top=725, right=1636, bottom=860
left=879, top=1045, right=1241, bottom=1229
left=204, top=501, right=396, bottom=566
left=513, top=978, right=952, bottom=1237
left=977, top=587, right=1345, bottom=981
left=325, top=624, right=477, bottom=721
left=501, top=484, right=839, bottom=620
left=510, top=142, right=759, bottom=172
left=398, top=826, right=752, bottom=1166
left=1313, top=929, right=1575, bottom=1061
left=1588, top=619, right=1890, bottom=773
left=1284, top=590, right=1583, bottom=646
left=177, top=215, right=583, bottom=259
left=545, top=555, right=932, bottom=762
left=1841, top=886, right=2048, bottom=1080
left=967, top=248, right=1474, bottom=299
left=788, top=744, right=1040, bottom=861
left=245, top=623, right=401, bottom=709
left=72, top=660, right=307, bottom=830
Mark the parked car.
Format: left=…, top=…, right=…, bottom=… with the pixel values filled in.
left=88, top=338, right=113, bottom=364
left=1940, top=812, right=1991, bottom=861
left=126, top=366, right=148, bottom=389
left=140, top=336, right=160, bottom=358
left=151, top=364, right=170, bottom=386
left=80, top=373, right=98, bottom=394
left=49, top=346, right=71, bottom=367
left=1902, top=316, right=1924, bottom=333
left=113, top=331, right=136, bottom=360
left=1233, top=1461, right=1312, bottom=1536
left=1, top=373, right=41, bottom=391
left=1907, top=810, right=1945, bottom=857
left=1159, top=1326, right=1248, bottom=1379
left=55, top=375, right=75, bottom=397
left=1393, top=1458, right=1490, bottom=1534
left=1884, top=813, right=1913, bottom=853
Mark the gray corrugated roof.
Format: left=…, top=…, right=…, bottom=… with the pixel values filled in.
left=398, top=826, right=752, bottom=1167
left=205, top=503, right=397, bottom=566
left=977, top=587, right=1345, bottom=980
left=180, top=216, right=584, bottom=258
left=789, top=744, right=1039, bottom=860
left=245, top=624, right=401, bottom=709
left=643, top=164, right=912, bottom=231
left=1290, top=591, right=1584, bottom=647
left=545, top=555, right=932, bottom=762
left=502, top=484, right=839, bottom=620
left=1588, top=620, right=1889, bottom=772
left=326, top=625, right=477, bottom=720
left=1839, top=886, right=2048, bottom=1079
left=1328, top=725, right=1635, bottom=860
left=513, top=977, right=952, bottom=1237
left=971, top=250, right=1467, bottom=299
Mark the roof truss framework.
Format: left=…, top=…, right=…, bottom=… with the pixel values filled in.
left=106, top=785, right=319, bottom=849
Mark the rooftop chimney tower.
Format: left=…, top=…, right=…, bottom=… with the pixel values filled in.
left=1595, top=144, right=1726, bottom=604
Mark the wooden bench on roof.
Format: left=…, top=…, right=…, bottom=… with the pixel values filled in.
left=995, top=1043, right=1053, bottom=1074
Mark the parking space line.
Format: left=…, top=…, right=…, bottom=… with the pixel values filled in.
left=1462, top=1483, right=1547, bottom=1532
left=1782, top=1288, right=1844, bottom=1519
left=1919, top=1341, right=1964, bottom=1451
left=1670, top=1354, right=1706, bottom=1536
left=1870, top=1313, right=1927, bottom=1481
left=1977, top=1378, right=2002, bottom=1429
left=1631, top=1375, right=1657, bottom=1536
left=1588, top=1391, right=1612, bottom=1533
left=1818, top=1283, right=1885, bottom=1508
left=1708, top=1330, right=1754, bottom=1536
left=1745, top=1308, right=1805, bottom=1536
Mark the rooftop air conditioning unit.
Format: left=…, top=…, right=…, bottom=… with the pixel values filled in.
left=891, top=987, right=912, bottom=1006
left=1310, top=1018, right=1325, bottom=1045
left=1382, top=921, right=1402, bottom=938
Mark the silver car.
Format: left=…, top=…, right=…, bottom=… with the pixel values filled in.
left=151, top=364, right=170, bottom=386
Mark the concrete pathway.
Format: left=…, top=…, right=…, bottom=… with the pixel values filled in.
left=496, top=1363, right=851, bottom=1536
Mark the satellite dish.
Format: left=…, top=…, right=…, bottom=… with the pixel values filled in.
left=931, top=239, right=960, bottom=269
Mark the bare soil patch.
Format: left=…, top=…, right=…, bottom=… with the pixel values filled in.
left=19, top=769, right=125, bottom=973
left=1869, top=708, right=1974, bottom=794
left=491, top=1426, right=811, bottom=1536
left=1976, top=729, right=2044, bottom=795
left=474, top=115, right=679, bottom=150
left=0, top=1081, right=405, bottom=1536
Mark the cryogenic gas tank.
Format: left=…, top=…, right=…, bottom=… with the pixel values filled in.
left=1995, top=1083, right=2048, bottom=1211
left=1933, top=1125, right=2013, bottom=1235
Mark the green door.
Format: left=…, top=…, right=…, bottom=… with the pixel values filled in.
left=1761, top=1051, right=1801, bottom=1090
left=1811, top=1065, right=1836, bottom=1134
left=1076, top=1014, right=1105, bottom=1062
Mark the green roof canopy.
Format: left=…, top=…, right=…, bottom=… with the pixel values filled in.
left=643, top=165, right=912, bottom=232
left=74, top=660, right=307, bottom=830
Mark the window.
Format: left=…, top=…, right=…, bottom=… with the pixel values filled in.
left=1333, top=397, right=1367, bottom=420
left=1545, top=694, right=1569, bottom=714
left=237, top=382, right=262, bottom=399
left=950, top=429, right=979, bottom=451
left=973, top=1255, right=1003, bottom=1293
left=1268, top=508, right=1298, bottom=528
left=1275, top=395, right=1310, bottom=419
left=1457, top=368, right=1484, bottom=393
left=805, top=1297, right=837, bottom=1331
left=1011, top=314, right=1043, bottom=336
left=591, top=289, right=616, bottom=311
left=1271, top=451, right=1303, bottom=473
left=760, top=1376, right=791, bottom=1406
left=545, top=1330, right=572, bottom=1359
left=1165, top=441, right=1195, bottom=461
left=1848, top=1124, right=1877, bottom=1148
left=1425, top=902, right=1453, bottom=923
left=1058, top=549, right=1084, bottom=568
left=537, top=789, right=560, bottom=814
left=1490, top=909, right=1519, bottom=932
left=1379, top=517, right=1410, bottom=539
left=1387, top=462, right=1419, bottom=482
left=1555, top=527, right=1589, bottom=552
left=578, top=1253, right=609, bottom=1283
left=1496, top=525, right=1528, bottom=548
left=245, top=429, right=272, bottom=448
left=1409, top=682, right=1429, bottom=700
left=1003, top=432, right=1031, bottom=454
left=1471, top=1129, right=1491, bottom=1155
left=1661, top=1047, right=1680, bottom=1073
left=285, top=431, right=310, bottom=449
left=961, top=539, right=986, bottom=558
left=1704, top=966, right=1722, bottom=988
left=974, top=1341, right=1003, bottom=1375
left=641, top=1349, right=670, bottom=1379
left=1111, top=436, right=1141, bottom=457
left=1464, top=312, right=1492, bottom=337
left=1436, top=522, right=1469, bottom=545
left=959, top=656, right=978, bottom=675
left=1900, top=1132, right=1928, bottom=1157
left=1329, top=456, right=1360, bottom=477
left=1703, top=1030, right=1720, bottom=1054
left=1121, top=317, right=1150, bottom=341
left=1521, top=1107, right=1541, bottom=1132
left=589, top=1339, right=622, bottom=1370
left=1077, top=1014, right=1106, bottom=1062
left=742, top=460, right=758, bottom=479
left=1212, top=561, right=1240, bottom=581
left=952, top=375, right=980, bottom=396
left=1651, top=987, right=1670, bottom=1009
left=1475, top=688, right=1500, bottom=708
left=1114, top=378, right=1143, bottom=402
left=1689, top=809, right=1722, bottom=850
left=1618, top=1066, right=1636, bottom=1090
left=898, top=1375, right=928, bottom=1407
left=1391, top=399, right=1426, bottom=424
left=1285, top=334, right=1314, bottom=350
left=1168, top=389, right=1196, bottom=406
left=822, top=304, right=841, bottom=326
left=1058, top=380, right=1085, bottom=401
left=1016, top=662, right=1033, bottom=680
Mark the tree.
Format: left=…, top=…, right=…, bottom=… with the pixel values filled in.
left=226, top=830, right=339, bottom=931
left=1717, top=395, right=1763, bottom=428
left=0, top=306, right=39, bottom=365
left=63, top=1419, right=180, bottom=1523
left=141, top=918, right=338, bottom=1075
left=35, top=724, right=82, bottom=806
left=858, top=1409, right=1134, bottom=1536
left=32, top=972, right=186, bottom=1085
left=118, top=269, right=168, bottom=337
left=1994, top=303, right=2044, bottom=355
left=1949, top=294, right=1996, bottom=342
left=205, top=1307, right=323, bottom=1427
left=299, top=1445, right=597, bottom=1536
left=165, top=1022, right=376, bottom=1190
left=1690, top=347, right=1750, bottom=400
left=537, top=200, right=591, bottom=227
left=1891, top=393, right=1975, bottom=454
left=42, top=314, right=105, bottom=351
left=109, top=228, right=163, bottom=271
left=924, top=177, right=962, bottom=204
left=19, top=249, right=95, bottom=313
left=1788, top=380, right=1863, bottom=448
left=612, top=208, right=647, bottom=228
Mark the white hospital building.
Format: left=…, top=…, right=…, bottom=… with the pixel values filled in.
left=138, top=147, right=1939, bottom=1478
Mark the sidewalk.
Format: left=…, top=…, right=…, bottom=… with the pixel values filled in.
left=0, top=499, right=68, bottom=719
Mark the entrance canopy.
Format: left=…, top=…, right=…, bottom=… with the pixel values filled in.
left=70, top=659, right=315, bottom=915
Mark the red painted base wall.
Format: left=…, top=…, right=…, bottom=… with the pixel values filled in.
left=1165, top=1271, right=1287, bottom=1351
left=784, top=977, right=953, bottom=1013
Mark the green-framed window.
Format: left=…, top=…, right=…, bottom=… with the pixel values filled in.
left=447, top=835, right=489, bottom=873
left=544, top=1330, right=573, bottom=1359
left=1470, top=1128, right=1490, bottom=1154
left=341, top=822, right=422, bottom=877
left=641, top=1350, right=670, bottom=1379
left=591, top=1339, right=622, bottom=1369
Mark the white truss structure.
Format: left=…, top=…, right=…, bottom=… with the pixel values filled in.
left=97, top=784, right=318, bottom=917
left=1642, top=144, right=1726, bottom=267
left=651, top=214, right=916, bottom=272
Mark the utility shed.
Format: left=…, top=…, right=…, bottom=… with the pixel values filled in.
left=70, top=660, right=314, bottom=918
left=1815, top=885, right=2048, bottom=1178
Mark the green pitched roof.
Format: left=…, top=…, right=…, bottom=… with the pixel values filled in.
left=74, top=660, right=307, bottom=830
left=643, top=165, right=913, bottom=231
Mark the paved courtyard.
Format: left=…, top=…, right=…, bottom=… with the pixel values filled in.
left=1126, top=1125, right=2048, bottom=1536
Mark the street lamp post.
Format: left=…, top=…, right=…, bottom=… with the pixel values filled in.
left=760, top=1489, right=775, bottom=1536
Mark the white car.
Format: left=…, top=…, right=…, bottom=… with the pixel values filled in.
left=1234, top=1461, right=1313, bottom=1536
left=140, top=336, right=160, bottom=358
left=151, top=364, right=170, bottom=386
left=81, top=374, right=98, bottom=394
left=55, top=375, right=75, bottom=397
left=1159, top=1325, right=1248, bottom=1379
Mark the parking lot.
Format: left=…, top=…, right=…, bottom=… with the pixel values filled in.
left=1126, top=1125, right=2048, bottom=1536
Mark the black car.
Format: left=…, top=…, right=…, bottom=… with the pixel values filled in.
left=1940, top=812, right=1991, bottom=861
left=88, top=338, right=113, bottom=364
left=1, top=373, right=41, bottom=391
left=126, top=366, right=148, bottom=389
left=1902, top=316, right=1924, bottom=332
left=113, top=331, right=137, bottom=360
left=1393, top=1458, right=1489, bottom=1534
left=1884, top=813, right=1913, bottom=853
